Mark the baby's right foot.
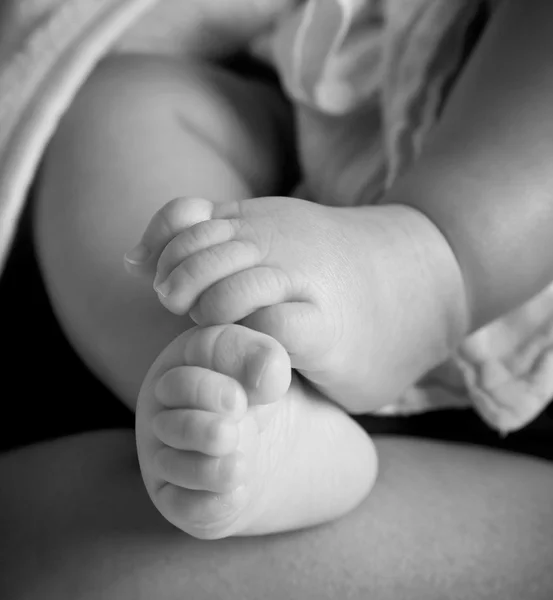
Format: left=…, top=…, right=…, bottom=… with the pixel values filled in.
left=127, top=196, right=466, bottom=413
left=136, top=323, right=377, bottom=539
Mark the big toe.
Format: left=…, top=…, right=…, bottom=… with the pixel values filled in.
left=241, top=302, right=333, bottom=370
left=142, top=324, right=292, bottom=407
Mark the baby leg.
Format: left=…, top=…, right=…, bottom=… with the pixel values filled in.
left=35, top=54, right=378, bottom=535
left=4, top=429, right=553, bottom=599
left=34, top=53, right=293, bottom=408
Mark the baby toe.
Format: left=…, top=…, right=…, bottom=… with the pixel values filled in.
left=155, top=485, right=250, bottom=539
left=152, top=409, right=239, bottom=456
left=180, top=325, right=292, bottom=405
left=154, top=365, right=247, bottom=418
left=154, top=219, right=237, bottom=287
left=155, top=239, right=261, bottom=314
left=125, top=197, right=214, bottom=275
left=241, top=301, right=326, bottom=369
left=154, top=447, right=247, bottom=493
left=189, top=266, right=293, bottom=326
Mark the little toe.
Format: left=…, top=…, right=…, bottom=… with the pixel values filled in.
left=155, top=485, right=250, bottom=539
left=154, top=447, right=247, bottom=493
left=152, top=409, right=239, bottom=456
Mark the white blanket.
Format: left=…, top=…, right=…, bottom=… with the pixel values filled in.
left=0, top=0, right=156, bottom=275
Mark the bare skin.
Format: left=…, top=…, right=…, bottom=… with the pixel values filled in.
left=3, top=430, right=553, bottom=599
left=34, top=55, right=378, bottom=538
left=18, top=0, right=553, bottom=594
left=127, top=194, right=464, bottom=413
left=30, top=0, right=553, bottom=567
left=22, top=44, right=553, bottom=600
left=136, top=324, right=376, bottom=538
left=126, top=193, right=460, bottom=535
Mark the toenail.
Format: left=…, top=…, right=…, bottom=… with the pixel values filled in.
left=208, top=418, right=236, bottom=446
left=219, top=453, right=246, bottom=485
left=220, top=387, right=238, bottom=412
left=188, top=304, right=202, bottom=325
left=124, top=243, right=150, bottom=265
left=248, top=346, right=272, bottom=389
left=154, top=278, right=172, bottom=298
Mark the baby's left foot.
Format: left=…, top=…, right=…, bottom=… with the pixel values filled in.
left=126, top=196, right=465, bottom=411
left=136, top=323, right=377, bottom=538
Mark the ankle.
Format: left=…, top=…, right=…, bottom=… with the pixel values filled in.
left=373, top=203, right=469, bottom=377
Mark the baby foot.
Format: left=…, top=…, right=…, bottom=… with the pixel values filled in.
left=136, top=323, right=290, bottom=539
left=127, top=196, right=465, bottom=412
left=136, top=322, right=377, bottom=539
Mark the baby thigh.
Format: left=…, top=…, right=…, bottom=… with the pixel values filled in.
left=34, top=54, right=293, bottom=409
left=3, top=431, right=553, bottom=600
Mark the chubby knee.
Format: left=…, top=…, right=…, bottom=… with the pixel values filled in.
left=65, top=54, right=292, bottom=190
left=33, top=53, right=293, bottom=406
